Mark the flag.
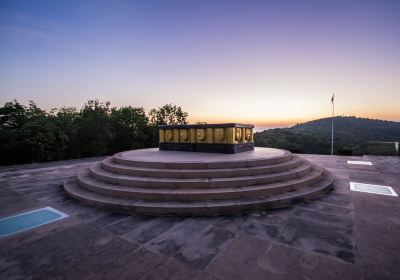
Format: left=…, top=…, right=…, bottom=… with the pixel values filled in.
left=331, top=94, right=334, bottom=104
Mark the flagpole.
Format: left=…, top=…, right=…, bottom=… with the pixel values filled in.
left=331, top=94, right=334, bottom=155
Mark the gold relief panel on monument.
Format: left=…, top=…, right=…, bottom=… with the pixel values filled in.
left=235, top=128, right=242, bottom=142
left=214, top=128, right=225, bottom=143
left=245, top=128, right=252, bottom=141
left=165, top=129, right=173, bottom=142
left=196, top=129, right=206, bottom=142
left=180, top=129, right=189, bottom=142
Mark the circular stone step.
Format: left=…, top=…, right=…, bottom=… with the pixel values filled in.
left=113, top=147, right=292, bottom=169
left=64, top=173, right=333, bottom=215
left=88, top=161, right=313, bottom=189
left=101, top=155, right=303, bottom=179
left=63, top=147, right=334, bottom=215
left=76, top=165, right=323, bottom=201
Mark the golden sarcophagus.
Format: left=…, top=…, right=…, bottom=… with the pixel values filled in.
left=159, top=123, right=254, bottom=153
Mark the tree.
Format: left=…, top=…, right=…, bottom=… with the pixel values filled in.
left=77, top=100, right=112, bottom=157
left=0, top=100, right=27, bottom=164
left=0, top=100, right=26, bottom=129
left=110, top=106, right=149, bottom=152
left=0, top=99, right=190, bottom=165
left=149, top=103, right=188, bottom=125
left=0, top=101, right=62, bottom=164
left=19, top=114, right=58, bottom=162
left=52, top=107, right=80, bottom=159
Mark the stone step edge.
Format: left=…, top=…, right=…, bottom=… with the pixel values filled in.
left=112, top=150, right=293, bottom=169
left=89, top=161, right=313, bottom=189
left=77, top=166, right=323, bottom=201
left=64, top=173, right=334, bottom=216
left=101, top=156, right=303, bottom=179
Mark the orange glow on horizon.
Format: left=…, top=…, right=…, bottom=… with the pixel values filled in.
left=189, top=112, right=400, bottom=129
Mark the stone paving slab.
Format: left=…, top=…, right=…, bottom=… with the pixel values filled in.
left=258, top=242, right=359, bottom=280
left=277, top=216, right=355, bottom=263
left=205, top=231, right=273, bottom=280
left=0, top=154, right=399, bottom=279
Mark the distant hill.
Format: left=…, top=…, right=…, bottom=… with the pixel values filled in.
left=254, top=116, right=400, bottom=155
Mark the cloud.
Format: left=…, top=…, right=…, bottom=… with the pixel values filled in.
left=0, top=24, right=56, bottom=41
left=0, top=9, right=93, bottom=43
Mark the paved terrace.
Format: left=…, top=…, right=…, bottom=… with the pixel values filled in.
left=0, top=154, right=399, bottom=280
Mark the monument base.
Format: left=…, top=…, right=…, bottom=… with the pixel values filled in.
left=159, top=142, right=254, bottom=154
left=64, top=148, right=334, bottom=216
left=158, top=123, right=255, bottom=154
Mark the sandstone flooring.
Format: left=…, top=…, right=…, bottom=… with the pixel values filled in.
left=0, top=154, right=399, bottom=279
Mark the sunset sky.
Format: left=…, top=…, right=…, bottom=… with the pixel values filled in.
left=1, top=0, right=399, bottom=128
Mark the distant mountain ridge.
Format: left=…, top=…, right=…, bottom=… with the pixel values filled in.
left=254, top=116, right=400, bottom=155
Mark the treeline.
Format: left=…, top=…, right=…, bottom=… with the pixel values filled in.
left=254, top=116, right=400, bottom=155
left=0, top=100, right=188, bottom=166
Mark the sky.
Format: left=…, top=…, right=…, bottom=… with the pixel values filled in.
left=0, top=0, right=399, bottom=128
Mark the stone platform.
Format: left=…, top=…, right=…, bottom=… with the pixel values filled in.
left=64, top=148, right=334, bottom=215
left=1, top=154, right=400, bottom=279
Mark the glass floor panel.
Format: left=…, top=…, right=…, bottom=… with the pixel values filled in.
left=0, top=207, right=69, bottom=238
left=347, top=161, right=373, bottom=165
left=350, top=182, right=398, bottom=197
